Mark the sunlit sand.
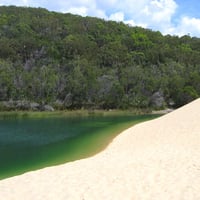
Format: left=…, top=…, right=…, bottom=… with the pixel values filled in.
left=0, top=99, right=200, bottom=199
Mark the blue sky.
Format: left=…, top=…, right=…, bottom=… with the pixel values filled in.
left=0, top=0, right=200, bottom=37
left=175, top=0, right=200, bottom=18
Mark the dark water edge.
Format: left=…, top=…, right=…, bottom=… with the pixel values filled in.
left=0, top=112, right=160, bottom=180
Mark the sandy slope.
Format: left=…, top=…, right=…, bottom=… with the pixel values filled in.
left=0, top=99, right=200, bottom=200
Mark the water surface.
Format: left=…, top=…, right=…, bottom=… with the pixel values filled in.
left=0, top=113, right=159, bottom=179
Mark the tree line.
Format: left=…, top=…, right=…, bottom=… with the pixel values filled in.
left=0, top=6, right=200, bottom=110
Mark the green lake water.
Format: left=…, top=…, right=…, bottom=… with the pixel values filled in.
left=0, top=113, right=159, bottom=180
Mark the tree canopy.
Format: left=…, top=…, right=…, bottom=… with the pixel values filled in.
left=0, top=6, right=200, bottom=110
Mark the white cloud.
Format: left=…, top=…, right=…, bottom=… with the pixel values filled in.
left=59, top=0, right=107, bottom=18
left=96, top=0, right=118, bottom=9
left=172, top=16, right=200, bottom=37
left=0, top=0, right=43, bottom=7
left=98, top=0, right=178, bottom=34
left=138, top=0, right=177, bottom=34
left=142, top=0, right=177, bottom=23
left=1, top=0, right=200, bottom=37
left=109, top=12, right=124, bottom=22
left=22, top=0, right=28, bottom=5
left=65, top=6, right=88, bottom=16
left=0, top=0, right=24, bottom=6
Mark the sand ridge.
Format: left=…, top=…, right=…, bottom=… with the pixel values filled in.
left=0, top=98, right=200, bottom=199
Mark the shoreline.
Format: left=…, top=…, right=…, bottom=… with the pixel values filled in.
left=0, top=99, right=199, bottom=199
left=0, top=108, right=156, bottom=119
left=0, top=113, right=159, bottom=180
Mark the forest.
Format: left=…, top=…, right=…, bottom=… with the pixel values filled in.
left=0, top=6, right=200, bottom=111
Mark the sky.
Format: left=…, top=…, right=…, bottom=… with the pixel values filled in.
left=0, top=0, right=200, bottom=37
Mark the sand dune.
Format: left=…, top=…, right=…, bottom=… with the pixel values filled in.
left=0, top=99, right=200, bottom=200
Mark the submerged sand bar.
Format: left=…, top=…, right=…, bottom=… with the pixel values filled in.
left=0, top=99, right=200, bottom=199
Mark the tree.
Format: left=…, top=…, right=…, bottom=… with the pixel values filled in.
left=0, top=6, right=200, bottom=110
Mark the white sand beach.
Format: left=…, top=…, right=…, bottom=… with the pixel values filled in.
left=0, top=99, right=200, bottom=200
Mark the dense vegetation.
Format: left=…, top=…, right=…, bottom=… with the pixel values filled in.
left=0, top=6, right=200, bottom=110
